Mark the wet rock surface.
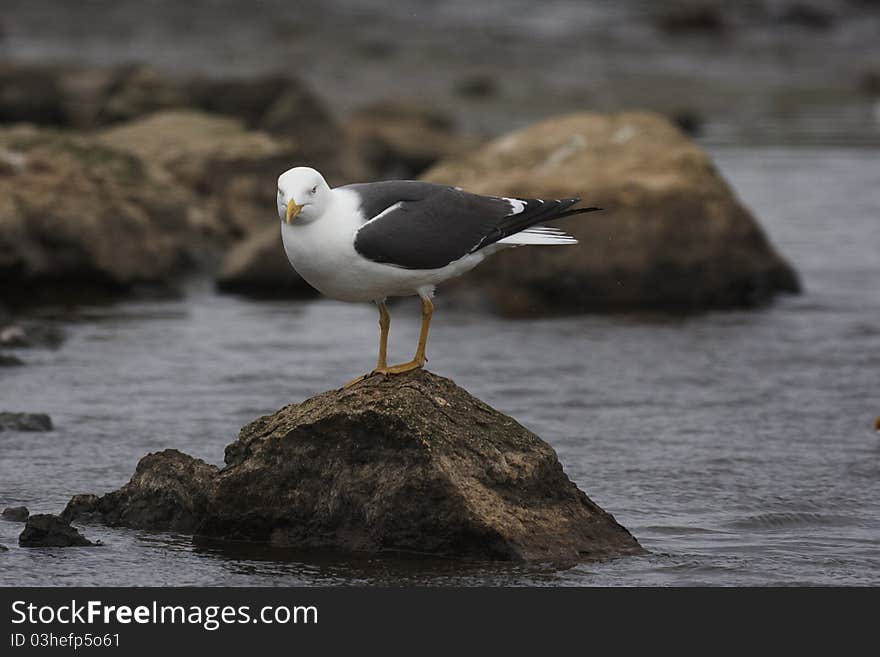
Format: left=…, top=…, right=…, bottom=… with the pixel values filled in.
left=66, top=371, right=643, bottom=562
left=63, top=450, right=218, bottom=532
left=424, top=111, right=800, bottom=316
left=2, top=506, right=29, bottom=521
left=18, top=514, right=95, bottom=547
left=0, top=412, right=53, bottom=432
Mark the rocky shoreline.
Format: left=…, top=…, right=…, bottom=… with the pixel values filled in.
left=61, top=370, right=644, bottom=563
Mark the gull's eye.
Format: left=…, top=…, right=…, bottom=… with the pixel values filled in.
left=311, top=185, right=318, bottom=195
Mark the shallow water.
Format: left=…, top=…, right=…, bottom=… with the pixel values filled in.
left=1, top=146, right=878, bottom=585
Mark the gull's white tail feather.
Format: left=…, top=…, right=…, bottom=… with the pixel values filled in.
left=497, top=226, right=578, bottom=246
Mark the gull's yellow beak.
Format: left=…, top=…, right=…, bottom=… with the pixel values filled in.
left=285, top=198, right=303, bottom=224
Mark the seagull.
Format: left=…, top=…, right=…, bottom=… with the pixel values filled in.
left=277, top=166, right=600, bottom=384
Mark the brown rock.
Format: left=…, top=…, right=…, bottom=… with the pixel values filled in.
left=189, top=75, right=368, bottom=185
left=0, top=125, right=195, bottom=305
left=63, top=450, right=218, bottom=532
left=19, top=514, right=95, bottom=547
left=98, top=110, right=299, bottom=240
left=67, top=372, right=642, bottom=562
left=348, top=101, right=480, bottom=178
left=423, top=111, right=800, bottom=316
left=204, top=370, right=643, bottom=562
left=216, top=226, right=317, bottom=298
left=0, top=63, right=186, bottom=129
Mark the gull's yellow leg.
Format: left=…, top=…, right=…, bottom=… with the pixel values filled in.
left=374, top=295, right=433, bottom=375
left=376, top=300, right=390, bottom=369
left=343, top=300, right=391, bottom=388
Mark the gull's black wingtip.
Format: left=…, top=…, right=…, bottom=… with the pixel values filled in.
left=557, top=205, right=604, bottom=219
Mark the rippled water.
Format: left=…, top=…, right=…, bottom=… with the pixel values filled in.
left=1, top=147, right=879, bottom=585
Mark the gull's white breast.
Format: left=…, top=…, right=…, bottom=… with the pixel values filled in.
left=281, top=188, right=486, bottom=302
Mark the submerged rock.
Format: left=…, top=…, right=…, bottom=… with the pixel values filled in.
left=2, top=506, right=29, bottom=521
left=0, top=412, right=52, bottom=432
left=424, top=111, right=800, bottom=316
left=19, top=514, right=95, bottom=547
left=215, top=226, right=318, bottom=299
left=0, top=354, right=24, bottom=366
left=69, top=371, right=642, bottom=562
left=63, top=450, right=217, bottom=532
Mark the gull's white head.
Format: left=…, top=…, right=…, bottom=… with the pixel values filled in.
left=277, top=166, right=331, bottom=225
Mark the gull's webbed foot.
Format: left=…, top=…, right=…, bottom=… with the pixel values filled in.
left=372, top=357, right=426, bottom=376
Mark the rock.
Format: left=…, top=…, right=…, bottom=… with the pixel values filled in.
left=0, top=544, right=7, bottom=552
left=0, top=412, right=53, bottom=432
left=0, top=125, right=195, bottom=306
left=347, top=101, right=479, bottom=179
left=203, top=370, right=643, bottom=562
left=0, top=322, right=65, bottom=348
left=69, top=372, right=642, bottom=562
left=188, top=76, right=365, bottom=184
left=19, top=514, right=95, bottom=547
left=0, top=64, right=184, bottom=129
left=422, top=111, right=800, bottom=315
left=215, top=226, right=317, bottom=298
left=859, top=69, right=880, bottom=96
left=777, top=3, right=834, bottom=30
left=60, top=494, right=100, bottom=522
left=655, top=3, right=727, bottom=34
left=2, top=506, right=29, bottom=521
left=0, top=64, right=68, bottom=126
left=63, top=450, right=218, bottom=532
left=670, top=109, right=704, bottom=136
left=98, top=110, right=299, bottom=240
left=96, top=65, right=189, bottom=125
left=453, top=74, right=500, bottom=99
left=0, top=354, right=24, bottom=366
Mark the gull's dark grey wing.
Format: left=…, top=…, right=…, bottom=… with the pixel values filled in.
left=344, top=181, right=599, bottom=270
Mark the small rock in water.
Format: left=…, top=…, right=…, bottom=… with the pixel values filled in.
left=19, top=514, right=96, bottom=547
left=60, top=494, right=100, bottom=522
left=2, top=506, right=29, bottom=522
left=777, top=3, right=834, bottom=30
left=0, top=412, right=53, bottom=432
left=0, top=354, right=24, bottom=366
left=656, top=4, right=727, bottom=34
left=0, top=323, right=65, bottom=349
left=0, top=544, right=8, bottom=552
